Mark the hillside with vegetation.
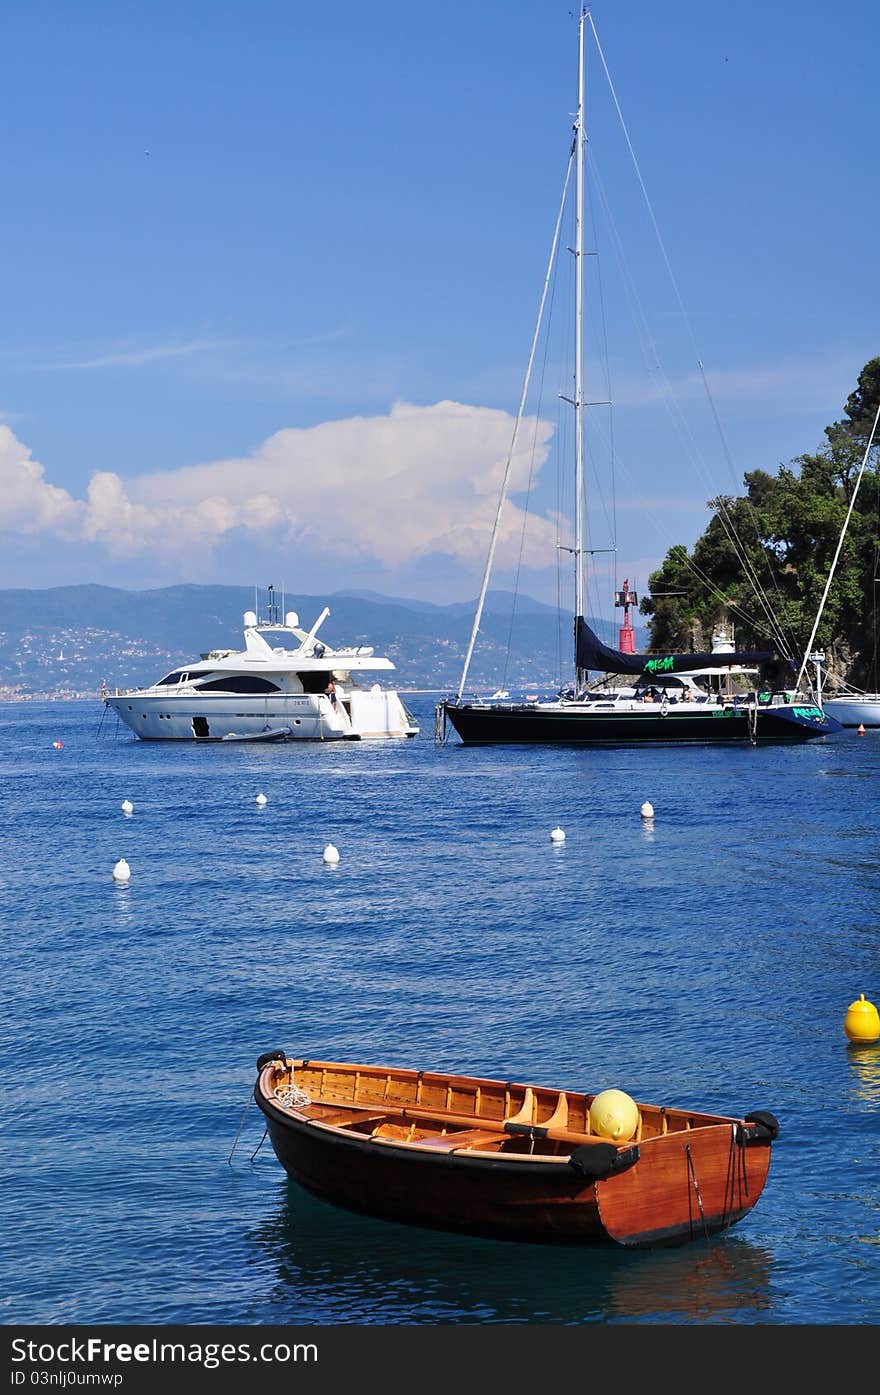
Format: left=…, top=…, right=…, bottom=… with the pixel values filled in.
left=642, top=357, right=880, bottom=689
left=0, top=585, right=644, bottom=699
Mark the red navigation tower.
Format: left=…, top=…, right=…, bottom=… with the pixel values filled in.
left=615, top=578, right=638, bottom=654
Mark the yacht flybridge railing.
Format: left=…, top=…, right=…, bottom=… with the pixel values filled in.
left=795, top=400, right=880, bottom=693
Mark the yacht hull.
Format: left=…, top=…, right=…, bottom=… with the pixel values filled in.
left=441, top=699, right=840, bottom=745
left=821, top=695, right=880, bottom=728
left=106, top=692, right=417, bottom=741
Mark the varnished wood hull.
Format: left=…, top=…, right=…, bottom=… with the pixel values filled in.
left=254, top=1056, right=776, bottom=1249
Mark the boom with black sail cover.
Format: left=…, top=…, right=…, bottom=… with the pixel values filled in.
left=574, top=617, right=773, bottom=678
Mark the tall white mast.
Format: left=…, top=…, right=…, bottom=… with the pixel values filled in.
left=574, top=6, right=587, bottom=687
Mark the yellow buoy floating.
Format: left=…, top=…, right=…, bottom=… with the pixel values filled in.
left=844, top=993, right=880, bottom=1043
left=589, top=1088, right=640, bottom=1142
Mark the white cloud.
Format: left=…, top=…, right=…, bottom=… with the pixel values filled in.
left=1, top=402, right=562, bottom=574
left=43, top=339, right=231, bottom=370
left=0, top=425, right=84, bottom=535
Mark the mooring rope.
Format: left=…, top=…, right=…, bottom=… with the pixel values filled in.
left=250, top=1126, right=268, bottom=1161
left=227, top=1094, right=253, bottom=1166
left=685, top=1143, right=710, bottom=1239
left=274, top=1082, right=312, bottom=1108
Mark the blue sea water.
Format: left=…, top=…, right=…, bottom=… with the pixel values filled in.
left=1, top=697, right=878, bottom=1327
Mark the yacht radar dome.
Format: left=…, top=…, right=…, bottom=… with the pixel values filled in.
left=285, top=611, right=299, bottom=628
left=243, top=610, right=258, bottom=628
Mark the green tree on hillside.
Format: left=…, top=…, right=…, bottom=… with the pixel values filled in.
left=641, top=357, right=880, bottom=687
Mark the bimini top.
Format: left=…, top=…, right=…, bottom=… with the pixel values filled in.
left=575, top=617, right=773, bottom=679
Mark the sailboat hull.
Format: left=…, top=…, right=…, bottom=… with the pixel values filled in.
left=441, top=699, right=841, bottom=745
left=821, top=695, right=880, bottom=728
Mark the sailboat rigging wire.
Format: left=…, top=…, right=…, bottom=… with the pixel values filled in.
left=500, top=247, right=563, bottom=693
left=586, top=13, right=798, bottom=660
left=582, top=146, right=792, bottom=655
left=795, top=400, right=880, bottom=690
left=585, top=145, right=618, bottom=602
left=576, top=406, right=786, bottom=646
left=455, top=151, right=574, bottom=702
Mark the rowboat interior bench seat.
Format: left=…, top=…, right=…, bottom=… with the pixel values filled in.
left=307, top=1106, right=390, bottom=1129
left=408, top=1128, right=511, bottom=1152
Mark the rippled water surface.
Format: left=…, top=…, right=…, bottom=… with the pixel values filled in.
left=1, top=698, right=878, bottom=1325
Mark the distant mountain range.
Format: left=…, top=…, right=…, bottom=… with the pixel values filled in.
left=0, top=583, right=647, bottom=697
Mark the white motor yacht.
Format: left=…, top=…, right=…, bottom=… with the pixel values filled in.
left=104, top=602, right=419, bottom=742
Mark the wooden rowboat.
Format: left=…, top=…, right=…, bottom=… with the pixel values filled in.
left=253, top=1053, right=779, bottom=1248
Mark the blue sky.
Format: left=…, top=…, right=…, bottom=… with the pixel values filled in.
left=1, top=0, right=877, bottom=626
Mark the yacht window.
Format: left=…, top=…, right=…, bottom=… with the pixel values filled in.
left=296, top=671, right=332, bottom=694
left=157, top=670, right=188, bottom=686
left=195, top=675, right=281, bottom=694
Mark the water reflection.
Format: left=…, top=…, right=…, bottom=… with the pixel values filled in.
left=248, top=1180, right=775, bottom=1324
left=112, top=881, right=133, bottom=926
left=847, top=1043, right=880, bottom=1104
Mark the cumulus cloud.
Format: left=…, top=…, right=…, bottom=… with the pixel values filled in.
left=0, top=425, right=84, bottom=535
left=1, top=402, right=562, bottom=575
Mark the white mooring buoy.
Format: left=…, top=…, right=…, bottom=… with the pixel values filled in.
left=255, top=792, right=267, bottom=807
left=550, top=826, right=566, bottom=843
left=112, top=858, right=131, bottom=882
left=323, top=842, right=340, bottom=864
left=640, top=801, right=654, bottom=820
left=121, top=799, right=133, bottom=816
